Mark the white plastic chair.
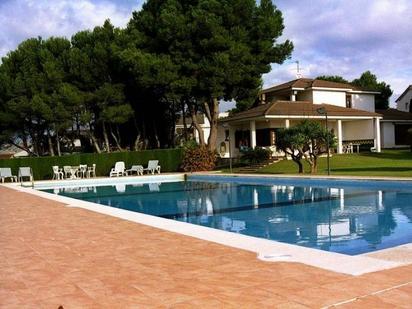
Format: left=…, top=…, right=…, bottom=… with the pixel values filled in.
left=0, top=168, right=17, bottom=183
left=63, top=166, right=72, bottom=179
left=77, top=164, right=87, bottom=178
left=87, top=164, right=96, bottom=178
left=109, top=161, right=127, bottom=177
left=143, top=160, right=161, bottom=175
left=18, top=167, right=33, bottom=182
left=52, top=166, right=64, bottom=180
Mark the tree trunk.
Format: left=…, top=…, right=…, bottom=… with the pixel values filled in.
left=134, top=134, right=141, bottom=151
left=292, top=157, right=303, bottom=174
left=205, top=98, right=219, bottom=151
left=56, top=131, right=61, bottom=156
left=47, top=131, right=55, bottom=157
left=189, top=103, right=205, bottom=145
left=152, top=120, right=161, bottom=149
left=110, top=125, right=124, bottom=151
left=76, top=116, right=80, bottom=137
left=89, top=131, right=101, bottom=153
left=311, top=156, right=318, bottom=174
left=168, top=99, right=176, bottom=148
left=102, top=122, right=110, bottom=152
left=298, top=161, right=303, bottom=174
left=181, top=100, right=188, bottom=141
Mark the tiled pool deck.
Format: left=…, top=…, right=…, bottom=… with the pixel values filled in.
left=1, top=185, right=411, bottom=308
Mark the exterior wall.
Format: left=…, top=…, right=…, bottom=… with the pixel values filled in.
left=266, top=94, right=289, bottom=102
left=351, top=94, right=375, bottom=112
left=312, top=90, right=346, bottom=107
left=296, top=90, right=313, bottom=102
left=381, top=122, right=396, bottom=148
left=342, top=120, right=374, bottom=141
left=255, top=119, right=287, bottom=129
left=396, top=89, right=412, bottom=112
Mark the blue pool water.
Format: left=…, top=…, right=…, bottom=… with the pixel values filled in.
left=42, top=176, right=412, bottom=255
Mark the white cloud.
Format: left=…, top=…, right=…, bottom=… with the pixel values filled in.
left=0, top=0, right=143, bottom=59
left=1, top=0, right=411, bottom=107
left=269, top=0, right=412, bottom=106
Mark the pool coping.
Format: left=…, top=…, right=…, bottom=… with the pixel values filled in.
left=2, top=173, right=411, bottom=276
left=199, top=171, right=412, bottom=182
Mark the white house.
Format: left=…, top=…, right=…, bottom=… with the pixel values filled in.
left=175, top=112, right=228, bottom=145
left=377, top=85, right=412, bottom=148
left=396, top=85, right=412, bottom=113
left=217, top=78, right=382, bottom=158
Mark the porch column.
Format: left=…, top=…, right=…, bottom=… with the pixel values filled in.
left=374, top=117, right=381, bottom=152
left=337, top=119, right=343, bottom=154
left=250, top=120, right=256, bottom=148
left=229, top=127, right=235, bottom=156
left=290, top=90, right=297, bottom=101
left=285, top=119, right=290, bottom=128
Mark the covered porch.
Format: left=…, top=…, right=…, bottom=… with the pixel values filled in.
left=217, top=101, right=382, bottom=158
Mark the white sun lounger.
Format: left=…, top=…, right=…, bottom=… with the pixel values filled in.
left=126, top=165, right=144, bottom=176
left=18, top=167, right=33, bottom=182
left=143, top=160, right=161, bottom=175
left=0, top=168, right=17, bottom=183
left=110, top=161, right=127, bottom=177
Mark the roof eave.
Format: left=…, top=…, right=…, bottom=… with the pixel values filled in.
left=348, top=90, right=380, bottom=95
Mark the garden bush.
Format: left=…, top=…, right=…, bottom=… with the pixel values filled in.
left=181, top=143, right=216, bottom=172
left=0, top=148, right=183, bottom=180
left=240, top=147, right=272, bottom=164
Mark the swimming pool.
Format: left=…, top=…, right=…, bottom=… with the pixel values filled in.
left=41, top=175, right=412, bottom=255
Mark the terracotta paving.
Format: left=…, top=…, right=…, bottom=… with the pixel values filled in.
left=0, top=185, right=411, bottom=308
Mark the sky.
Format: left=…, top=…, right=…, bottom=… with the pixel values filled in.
left=0, top=0, right=411, bottom=110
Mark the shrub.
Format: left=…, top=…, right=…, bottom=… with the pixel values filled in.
left=240, top=147, right=272, bottom=164
left=0, top=148, right=183, bottom=180
left=181, top=144, right=216, bottom=172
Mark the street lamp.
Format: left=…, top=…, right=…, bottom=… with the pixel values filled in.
left=316, top=107, right=331, bottom=176
left=222, top=123, right=232, bottom=173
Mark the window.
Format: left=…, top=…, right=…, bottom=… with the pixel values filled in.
left=256, top=129, right=276, bottom=147
left=235, top=130, right=250, bottom=149
left=346, top=94, right=352, bottom=108
left=224, top=130, right=229, bottom=141
left=410, top=99, right=412, bottom=113
left=406, top=102, right=409, bottom=111
left=394, top=124, right=412, bottom=145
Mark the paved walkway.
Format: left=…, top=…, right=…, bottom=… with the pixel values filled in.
left=0, top=186, right=411, bottom=308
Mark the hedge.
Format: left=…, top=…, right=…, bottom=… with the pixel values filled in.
left=0, top=148, right=183, bottom=180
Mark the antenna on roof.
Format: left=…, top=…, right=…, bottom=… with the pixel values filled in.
left=295, top=61, right=302, bottom=79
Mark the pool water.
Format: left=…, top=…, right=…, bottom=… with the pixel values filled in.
left=42, top=178, right=412, bottom=255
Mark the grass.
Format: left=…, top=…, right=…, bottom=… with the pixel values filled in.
left=224, top=149, right=412, bottom=177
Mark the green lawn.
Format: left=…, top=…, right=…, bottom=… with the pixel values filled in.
left=228, top=149, right=412, bottom=177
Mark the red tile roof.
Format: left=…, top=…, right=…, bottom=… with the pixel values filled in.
left=261, top=78, right=377, bottom=94
left=221, top=101, right=381, bottom=122
left=376, top=108, right=412, bottom=121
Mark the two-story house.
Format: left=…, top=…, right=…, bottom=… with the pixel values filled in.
left=377, top=85, right=412, bottom=148
left=217, top=78, right=383, bottom=158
